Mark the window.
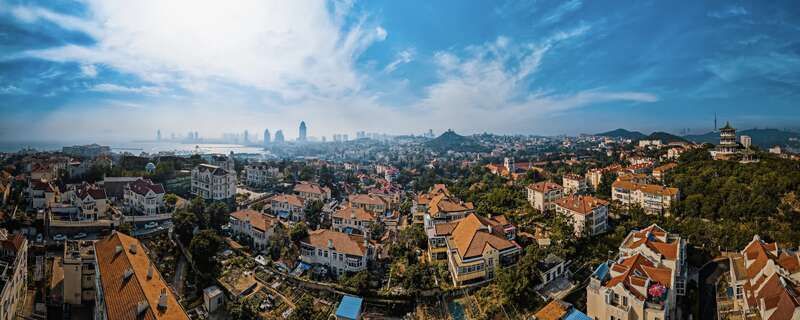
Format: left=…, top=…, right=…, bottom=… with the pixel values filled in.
left=623, top=296, right=627, bottom=306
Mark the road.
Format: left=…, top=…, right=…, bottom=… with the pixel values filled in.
left=699, top=258, right=729, bottom=320
left=173, top=254, right=187, bottom=298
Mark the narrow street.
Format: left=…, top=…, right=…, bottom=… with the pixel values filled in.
left=174, top=252, right=187, bottom=298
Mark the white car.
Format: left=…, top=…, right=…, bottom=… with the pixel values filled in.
left=144, top=222, right=158, bottom=229
left=73, top=233, right=87, bottom=239
left=52, top=234, right=66, bottom=241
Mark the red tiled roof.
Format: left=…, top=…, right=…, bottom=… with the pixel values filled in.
left=230, top=209, right=275, bottom=232
left=527, top=181, right=563, bottom=193
left=128, top=179, right=165, bottom=196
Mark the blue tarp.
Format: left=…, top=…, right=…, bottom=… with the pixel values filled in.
left=291, top=262, right=311, bottom=276
left=592, top=261, right=610, bottom=281
left=335, top=295, right=363, bottom=320
left=564, top=309, right=592, bottom=320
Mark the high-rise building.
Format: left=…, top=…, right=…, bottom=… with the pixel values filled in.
left=244, top=130, right=249, bottom=144
left=274, top=130, right=285, bottom=143
left=299, top=121, right=307, bottom=142
left=263, top=129, right=271, bottom=145
left=740, top=135, right=752, bottom=149
left=157, top=129, right=161, bottom=141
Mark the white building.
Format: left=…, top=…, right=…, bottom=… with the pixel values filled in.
left=0, top=229, right=27, bottom=320
left=229, top=209, right=278, bottom=251
left=123, top=179, right=166, bottom=215
left=526, top=181, right=564, bottom=212
left=562, top=174, right=587, bottom=195
left=267, top=194, right=306, bottom=221
left=203, top=286, right=224, bottom=313
left=244, top=164, right=280, bottom=188
left=293, top=182, right=331, bottom=202
left=191, top=164, right=236, bottom=201
left=331, top=206, right=376, bottom=236
left=553, top=195, right=608, bottom=237
left=299, top=229, right=376, bottom=277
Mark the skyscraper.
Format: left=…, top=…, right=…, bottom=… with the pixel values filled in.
left=244, top=130, right=249, bottom=144
left=263, top=129, right=271, bottom=145
left=274, top=130, right=285, bottom=143
left=299, top=121, right=307, bottom=142
left=157, top=129, right=161, bottom=141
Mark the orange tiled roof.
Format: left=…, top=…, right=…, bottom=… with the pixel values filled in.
left=450, top=213, right=516, bottom=259
left=612, top=179, right=679, bottom=197
left=269, top=194, right=305, bottom=207
left=348, top=194, right=387, bottom=207
left=527, top=181, right=563, bottom=193
left=303, top=229, right=368, bottom=257
left=333, top=206, right=375, bottom=222
left=95, top=232, right=189, bottom=320
left=293, top=182, right=330, bottom=196
left=553, top=195, right=608, bottom=215
left=230, top=209, right=275, bottom=232
left=533, top=300, right=571, bottom=320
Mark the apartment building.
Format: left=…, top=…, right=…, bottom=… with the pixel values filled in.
left=123, top=178, right=166, bottom=215
left=63, top=240, right=96, bottom=305
left=427, top=213, right=520, bottom=286
left=562, top=173, right=587, bottom=195
left=267, top=194, right=306, bottom=221
left=299, top=229, right=376, bottom=277
left=527, top=182, right=564, bottom=212
left=294, top=181, right=331, bottom=202
left=244, top=163, right=280, bottom=188
left=191, top=164, right=236, bottom=201
left=0, top=229, right=27, bottom=320
left=205, top=153, right=235, bottom=172
left=587, top=224, right=686, bottom=320
left=612, top=179, right=679, bottom=214
left=726, top=235, right=800, bottom=320
left=553, top=195, right=608, bottom=237
left=348, top=194, right=390, bottom=214
left=229, top=209, right=278, bottom=251
left=586, top=164, right=622, bottom=191
left=652, top=163, right=677, bottom=181
left=332, top=206, right=376, bottom=236
left=94, top=232, right=189, bottom=320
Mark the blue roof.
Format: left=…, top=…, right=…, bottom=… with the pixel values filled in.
left=591, top=261, right=609, bottom=281
left=564, top=309, right=592, bottom=320
left=335, top=295, right=363, bottom=320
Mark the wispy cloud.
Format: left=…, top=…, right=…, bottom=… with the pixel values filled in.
left=541, top=0, right=583, bottom=25
left=90, top=83, right=165, bottom=95
left=708, top=5, right=748, bottom=19
left=383, top=49, right=415, bottom=73
left=80, top=64, right=98, bottom=78
left=0, top=85, right=27, bottom=95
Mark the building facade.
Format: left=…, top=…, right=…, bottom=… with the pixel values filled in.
left=123, top=178, right=166, bottom=215
left=612, top=179, right=679, bottom=215
left=553, top=195, right=608, bottom=237
left=527, top=182, right=564, bottom=212
left=229, top=209, right=278, bottom=251
left=299, top=230, right=375, bottom=277
left=0, top=229, right=27, bottom=320
left=191, top=164, right=237, bottom=201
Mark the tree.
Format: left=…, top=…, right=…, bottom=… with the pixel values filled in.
left=189, top=196, right=208, bottom=225
left=290, top=222, right=309, bottom=242
left=251, top=201, right=265, bottom=212
left=172, top=209, right=199, bottom=244
left=189, top=230, right=223, bottom=276
left=205, top=202, right=230, bottom=231
left=116, top=222, right=134, bottom=235
left=596, top=172, right=617, bottom=199
left=341, top=270, right=370, bottom=296
left=289, top=296, right=314, bottom=320
left=164, top=193, right=178, bottom=207
left=303, top=200, right=324, bottom=229
left=227, top=298, right=257, bottom=320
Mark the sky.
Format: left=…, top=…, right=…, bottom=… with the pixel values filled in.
left=1, top=0, right=799, bottom=142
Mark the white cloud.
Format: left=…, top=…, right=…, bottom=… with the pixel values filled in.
left=90, top=83, right=164, bottom=95
left=383, top=49, right=415, bottom=73
left=0, top=85, right=27, bottom=95
left=80, top=64, right=98, bottom=77
left=708, top=6, right=748, bottom=19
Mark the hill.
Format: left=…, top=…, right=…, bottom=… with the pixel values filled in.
left=595, top=128, right=647, bottom=140
left=425, top=130, right=488, bottom=153
left=645, top=132, right=688, bottom=144
left=684, top=128, right=800, bottom=149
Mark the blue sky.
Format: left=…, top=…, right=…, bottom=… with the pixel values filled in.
left=1, top=0, right=799, bottom=142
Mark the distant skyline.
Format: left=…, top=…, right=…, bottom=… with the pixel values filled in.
left=1, top=0, right=800, bottom=142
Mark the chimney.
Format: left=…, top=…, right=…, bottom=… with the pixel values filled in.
left=158, top=288, right=168, bottom=310
left=123, top=267, right=134, bottom=280
left=147, top=263, right=154, bottom=279
left=137, top=300, right=149, bottom=315
left=327, top=239, right=333, bottom=249
left=129, top=244, right=137, bottom=254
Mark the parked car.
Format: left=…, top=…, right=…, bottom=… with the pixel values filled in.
left=144, top=221, right=158, bottom=229
left=73, top=233, right=87, bottom=239
left=52, top=234, right=66, bottom=241
left=36, top=234, right=43, bottom=243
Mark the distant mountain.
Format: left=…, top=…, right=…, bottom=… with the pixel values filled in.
left=425, top=130, right=488, bottom=153
left=684, top=128, right=800, bottom=149
left=596, top=128, right=647, bottom=140
left=645, top=132, right=688, bottom=144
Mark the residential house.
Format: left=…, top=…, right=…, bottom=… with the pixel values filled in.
left=562, top=173, right=587, bottom=195
left=191, top=164, right=236, bottom=201
left=535, top=254, right=568, bottom=292
left=726, top=235, right=800, bottom=320
left=299, top=229, right=376, bottom=277
left=332, top=207, right=375, bottom=236
left=294, top=182, right=331, bottom=202
left=412, top=184, right=451, bottom=224
left=29, top=179, right=58, bottom=209
left=553, top=195, right=608, bottom=237
left=652, top=163, right=677, bottom=181
left=348, top=194, right=389, bottom=214
left=267, top=194, right=306, bottom=221
left=432, top=213, right=520, bottom=286
left=587, top=224, right=686, bottom=320
left=229, top=209, right=278, bottom=251
left=123, top=178, right=166, bottom=215
left=94, top=232, right=189, bottom=320
left=612, top=179, right=679, bottom=215
left=244, top=164, right=280, bottom=188
left=527, top=182, right=564, bottom=212
left=586, top=164, right=622, bottom=191
left=0, top=229, right=27, bottom=320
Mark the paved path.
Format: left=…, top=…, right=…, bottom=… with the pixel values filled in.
left=174, top=254, right=187, bottom=298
